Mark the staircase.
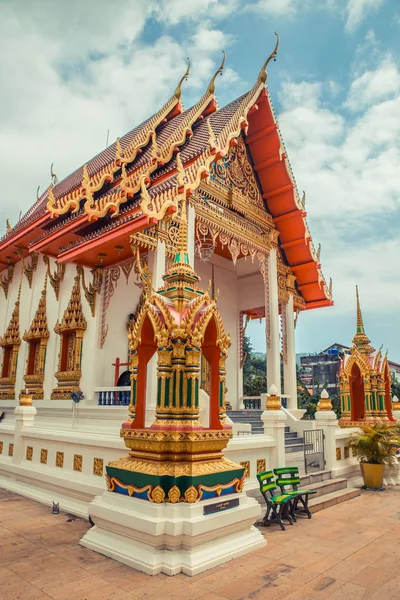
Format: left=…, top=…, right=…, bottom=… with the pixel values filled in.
left=227, top=411, right=305, bottom=452
left=299, top=470, right=361, bottom=513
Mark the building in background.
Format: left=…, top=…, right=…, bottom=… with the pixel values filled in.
left=299, top=342, right=400, bottom=396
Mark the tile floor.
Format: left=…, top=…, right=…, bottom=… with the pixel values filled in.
left=1, top=487, right=400, bottom=599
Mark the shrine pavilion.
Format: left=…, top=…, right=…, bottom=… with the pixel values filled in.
left=0, top=36, right=332, bottom=418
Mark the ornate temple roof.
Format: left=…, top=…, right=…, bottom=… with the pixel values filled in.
left=1, top=39, right=332, bottom=309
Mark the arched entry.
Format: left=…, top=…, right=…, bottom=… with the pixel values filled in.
left=350, top=362, right=365, bottom=421
left=132, top=315, right=157, bottom=429
left=201, top=316, right=223, bottom=430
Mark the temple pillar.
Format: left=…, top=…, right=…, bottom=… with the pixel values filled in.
left=266, top=249, right=281, bottom=394
left=145, top=238, right=166, bottom=425
left=283, top=295, right=297, bottom=411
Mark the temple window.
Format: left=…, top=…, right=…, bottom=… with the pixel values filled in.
left=22, top=277, right=50, bottom=400
left=51, top=272, right=87, bottom=400
left=0, top=287, right=21, bottom=400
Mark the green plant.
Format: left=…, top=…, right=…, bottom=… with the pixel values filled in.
left=348, top=421, right=400, bottom=465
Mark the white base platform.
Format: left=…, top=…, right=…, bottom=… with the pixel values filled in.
left=81, top=491, right=265, bottom=576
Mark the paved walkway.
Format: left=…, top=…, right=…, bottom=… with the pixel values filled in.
left=1, top=487, right=400, bottom=600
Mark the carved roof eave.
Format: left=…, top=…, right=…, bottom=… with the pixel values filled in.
left=46, top=84, right=186, bottom=220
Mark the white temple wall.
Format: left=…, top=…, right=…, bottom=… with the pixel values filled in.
left=93, top=265, right=141, bottom=391
left=195, top=255, right=239, bottom=409
left=42, top=257, right=63, bottom=400
left=237, top=272, right=264, bottom=311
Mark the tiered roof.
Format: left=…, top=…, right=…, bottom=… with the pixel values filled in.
left=0, top=37, right=332, bottom=309
left=54, top=274, right=87, bottom=333
left=23, top=277, right=50, bottom=341
left=0, top=285, right=21, bottom=347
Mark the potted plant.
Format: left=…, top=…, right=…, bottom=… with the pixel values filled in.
left=348, top=421, right=400, bottom=490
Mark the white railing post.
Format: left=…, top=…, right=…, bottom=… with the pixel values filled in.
left=315, top=390, right=337, bottom=472
left=261, top=384, right=287, bottom=470
left=13, top=395, right=36, bottom=465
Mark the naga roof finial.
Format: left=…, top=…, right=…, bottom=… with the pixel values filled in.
left=258, top=32, right=280, bottom=84
left=36, top=185, right=41, bottom=201
left=174, top=57, right=191, bottom=99
left=50, top=163, right=59, bottom=186
left=207, top=50, right=226, bottom=95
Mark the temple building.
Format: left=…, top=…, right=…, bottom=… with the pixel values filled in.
left=339, top=287, right=393, bottom=426
left=0, top=40, right=332, bottom=419
left=0, top=41, right=338, bottom=522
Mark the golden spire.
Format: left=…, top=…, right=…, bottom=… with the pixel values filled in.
left=177, top=196, right=188, bottom=259
left=174, top=58, right=191, bottom=99
left=257, top=32, right=280, bottom=84
left=352, top=286, right=374, bottom=355
left=207, top=51, right=226, bottom=94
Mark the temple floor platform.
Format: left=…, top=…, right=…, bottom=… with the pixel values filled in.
left=2, top=487, right=400, bottom=599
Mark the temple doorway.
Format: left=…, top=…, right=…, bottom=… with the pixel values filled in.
left=350, top=362, right=365, bottom=421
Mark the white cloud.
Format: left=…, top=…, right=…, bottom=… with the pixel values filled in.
left=345, top=57, right=400, bottom=111
left=0, top=2, right=241, bottom=230
left=247, top=0, right=299, bottom=16
left=277, top=62, right=400, bottom=319
left=248, top=0, right=385, bottom=31
left=345, top=0, right=385, bottom=32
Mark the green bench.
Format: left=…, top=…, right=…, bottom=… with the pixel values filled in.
left=274, top=466, right=317, bottom=519
left=256, top=470, right=294, bottom=531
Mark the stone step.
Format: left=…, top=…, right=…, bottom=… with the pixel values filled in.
left=309, top=487, right=361, bottom=513
left=299, top=470, right=332, bottom=486
left=285, top=437, right=304, bottom=446
left=285, top=443, right=305, bottom=453
left=285, top=432, right=298, bottom=440
left=305, top=477, right=347, bottom=498
left=285, top=426, right=290, bottom=432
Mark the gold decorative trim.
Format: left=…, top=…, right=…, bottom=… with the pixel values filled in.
left=76, top=265, right=103, bottom=318
left=93, top=458, right=104, bottom=476
left=336, top=448, right=341, bottom=461
left=100, top=266, right=121, bottom=348
left=22, top=276, right=49, bottom=400
left=257, top=459, right=266, bottom=474
left=51, top=274, right=87, bottom=400
left=26, top=446, right=33, bottom=461
left=43, top=255, right=65, bottom=300
left=8, top=443, right=14, bottom=457
left=0, top=285, right=22, bottom=399
left=240, top=461, right=250, bottom=479
left=16, top=249, right=38, bottom=289
left=0, top=264, right=14, bottom=299
left=0, top=441, right=3, bottom=454
left=73, top=454, right=82, bottom=472
left=40, top=448, right=48, bottom=464
left=56, top=451, right=64, bottom=468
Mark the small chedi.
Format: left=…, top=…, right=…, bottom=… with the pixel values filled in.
left=339, top=286, right=394, bottom=426
left=106, top=196, right=245, bottom=503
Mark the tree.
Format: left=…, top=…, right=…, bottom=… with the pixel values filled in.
left=297, top=368, right=341, bottom=420
left=243, top=334, right=268, bottom=396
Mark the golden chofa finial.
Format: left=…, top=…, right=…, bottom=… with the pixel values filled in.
left=258, top=32, right=280, bottom=84
left=174, top=57, right=191, bottom=99
left=207, top=50, right=226, bottom=94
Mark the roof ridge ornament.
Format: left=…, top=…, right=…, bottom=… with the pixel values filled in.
left=258, top=32, right=280, bottom=84
left=174, top=58, right=191, bottom=99
left=207, top=50, right=226, bottom=95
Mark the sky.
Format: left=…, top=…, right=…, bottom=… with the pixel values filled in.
left=0, top=0, right=399, bottom=360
